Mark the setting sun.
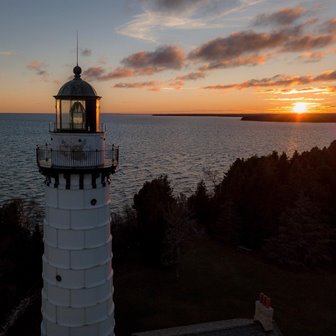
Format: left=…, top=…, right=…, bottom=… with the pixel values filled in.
left=293, top=102, right=308, bottom=114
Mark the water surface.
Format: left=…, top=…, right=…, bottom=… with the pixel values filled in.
left=1, top=113, right=336, bottom=212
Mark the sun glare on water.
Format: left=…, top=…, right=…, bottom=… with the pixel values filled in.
left=293, top=102, right=308, bottom=114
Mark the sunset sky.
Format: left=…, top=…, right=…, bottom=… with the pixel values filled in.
left=1, top=0, right=336, bottom=114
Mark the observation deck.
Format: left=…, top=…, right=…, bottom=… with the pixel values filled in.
left=36, top=144, right=119, bottom=175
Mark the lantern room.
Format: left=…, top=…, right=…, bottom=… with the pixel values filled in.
left=54, top=65, right=101, bottom=132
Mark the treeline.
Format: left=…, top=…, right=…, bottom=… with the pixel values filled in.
left=0, top=199, right=43, bottom=328
left=1, top=141, right=336, bottom=328
left=113, top=141, right=336, bottom=269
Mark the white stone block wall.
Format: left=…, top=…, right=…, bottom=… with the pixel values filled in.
left=41, top=172, right=114, bottom=336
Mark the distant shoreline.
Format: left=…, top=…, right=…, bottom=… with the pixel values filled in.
left=152, top=113, right=243, bottom=117
left=241, top=113, right=336, bottom=123
left=153, top=113, right=336, bottom=123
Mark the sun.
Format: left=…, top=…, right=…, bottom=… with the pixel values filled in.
left=293, top=102, right=308, bottom=114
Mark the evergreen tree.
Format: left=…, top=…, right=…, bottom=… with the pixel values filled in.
left=264, top=193, right=335, bottom=267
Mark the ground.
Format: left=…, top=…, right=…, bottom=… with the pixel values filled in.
left=7, top=237, right=336, bottom=336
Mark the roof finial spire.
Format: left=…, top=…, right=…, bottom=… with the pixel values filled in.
left=76, top=31, right=79, bottom=66
left=73, top=31, right=82, bottom=79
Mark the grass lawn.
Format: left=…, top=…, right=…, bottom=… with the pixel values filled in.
left=114, top=237, right=336, bottom=336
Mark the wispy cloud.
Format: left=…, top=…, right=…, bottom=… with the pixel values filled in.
left=0, top=50, right=15, bottom=56
left=116, top=11, right=207, bottom=42
left=27, top=60, right=49, bottom=80
left=81, top=48, right=92, bottom=57
left=117, top=0, right=266, bottom=41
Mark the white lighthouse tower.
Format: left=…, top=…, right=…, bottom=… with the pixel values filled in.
left=36, top=64, right=118, bottom=336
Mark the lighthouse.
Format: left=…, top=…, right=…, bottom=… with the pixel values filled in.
left=36, top=64, right=118, bottom=336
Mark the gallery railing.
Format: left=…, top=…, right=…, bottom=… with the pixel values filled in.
left=48, top=122, right=107, bottom=132
left=36, top=145, right=119, bottom=170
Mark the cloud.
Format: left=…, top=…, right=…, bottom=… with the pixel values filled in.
left=189, top=31, right=285, bottom=64
left=200, top=54, right=267, bottom=70
left=176, top=71, right=206, bottom=81
left=143, top=0, right=206, bottom=14
left=27, top=60, right=49, bottom=80
left=83, top=66, right=105, bottom=79
left=315, top=70, right=336, bottom=81
left=189, top=24, right=336, bottom=70
left=253, top=6, right=304, bottom=26
left=203, top=70, right=336, bottom=91
left=116, top=11, right=206, bottom=42
left=282, top=34, right=334, bottom=52
left=0, top=50, right=14, bottom=56
left=259, top=87, right=336, bottom=95
left=298, top=52, right=325, bottom=63
left=114, top=81, right=162, bottom=91
left=83, top=45, right=185, bottom=81
left=81, top=48, right=92, bottom=57
left=83, top=66, right=135, bottom=81
left=117, top=0, right=266, bottom=41
left=319, top=18, right=336, bottom=33
left=169, top=79, right=185, bottom=90
left=266, top=97, right=324, bottom=101
left=122, top=45, right=185, bottom=70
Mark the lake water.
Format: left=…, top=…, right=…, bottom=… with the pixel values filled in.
left=1, top=113, right=336, bottom=213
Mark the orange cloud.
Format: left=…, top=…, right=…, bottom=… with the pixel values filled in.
left=298, top=52, right=325, bottom=63
left=204, top=70, right=336, bottom=91
left=259, top=87, right=336, bottom=95
left=113, top=81, right=162, bottom=91
left=253, top=6, right=305, bottom=26
left=189, top=15, right=336, bottom=70
left=83, top=66, right=136, bottom=81
left=122, top=45, right=185, bottom=70
left=282, top=34, right=334, bottom=52
left=83, top=45, right=186, bottom=81
left=176, top=71, right=206, bottom=81
left=319, top=18, right=336, bottom=33
left=200, top=55, right=267, bottom=70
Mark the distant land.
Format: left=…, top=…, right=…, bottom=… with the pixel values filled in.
left=153, top=113, right=336, bottom=123
left=153, top=113, right=244, bottom=117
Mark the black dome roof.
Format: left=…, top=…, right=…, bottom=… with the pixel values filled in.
left=55, top=66, right=100, bottom=98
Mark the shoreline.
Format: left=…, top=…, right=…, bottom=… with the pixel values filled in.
left=153, top=113, right=336, bottom=123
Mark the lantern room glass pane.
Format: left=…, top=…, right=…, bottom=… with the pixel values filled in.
left=61, top=100, right=71, bottom=129
left=56, top=99, right=61, bottom=129
left=96, top=100, right=100, bottom=131
left=70, top=100, right=86, bottom=129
